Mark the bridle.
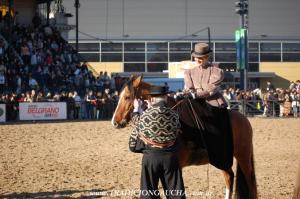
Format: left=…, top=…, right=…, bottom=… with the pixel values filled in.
left=121, top=79, right=143, bottom=124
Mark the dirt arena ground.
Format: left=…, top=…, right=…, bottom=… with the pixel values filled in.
left=0, top=118, right=299, bottom=199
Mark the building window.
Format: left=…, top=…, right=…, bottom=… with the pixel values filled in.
left=249, top=43, right=259, bottom=52
left=147, top=42, right=168, bottom=51
left=282, top=43, right=300, bottom=51
left=124, top=53, right=145, bottom=62
left=147, top=63, right=168, bottom=72
left=170, top=42, right=191, bottom=52
left=248, top=63, right=259, bottom=72
left=101, top=43, right=122, bottom=52
left=215, top=43, right=235, bottom=51
left=79, top=53, right=99, bottom=62
left=283, top=53, right=300, bottom=62
left=170, top=53, right=191, bottom=62
left=260, top=53, right=281, bottom=61
left=71, top=43, right=99, bottom=52
left=249, top=53, right=259, bottom=62
left=124, top=63, right=145, bottom=72
left=124, top=43, right=145, bottom=51
left=260, top=43, right=281, bottom=52
left=215, top=53, right=236, bottom=62
left=101, top=53, right=122, bottom=62
left=147, top=53, right=168, bottom=62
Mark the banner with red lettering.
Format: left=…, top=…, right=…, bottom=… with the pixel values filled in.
left=19, top=102, right=67, bottom=120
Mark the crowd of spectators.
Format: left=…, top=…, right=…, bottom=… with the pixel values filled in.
left=172, top=80, right=300, bottom=117
left=0, top=12, right=128, bottom=121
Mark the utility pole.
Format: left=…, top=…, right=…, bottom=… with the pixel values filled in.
left=235, top=0, right=249, bottom=92
left=74, top=0, right=80, bottom=53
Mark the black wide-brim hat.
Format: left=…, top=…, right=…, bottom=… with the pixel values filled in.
left=148, top=86, right=170, bottom=96
left=191, top=43, right=212, bottom=58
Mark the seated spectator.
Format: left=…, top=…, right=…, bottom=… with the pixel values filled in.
left=28, top=75, right=39, bottom=90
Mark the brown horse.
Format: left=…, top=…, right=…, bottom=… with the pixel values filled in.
left=112, top=75, right=257, bottom=199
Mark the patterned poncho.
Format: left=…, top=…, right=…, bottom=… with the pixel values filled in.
left=131, top=105, right=181, bottom=148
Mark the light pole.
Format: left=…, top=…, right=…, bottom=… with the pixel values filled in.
left=235, top=0, right=249, bottom=92
left=74, top=0, right=80, bottom=53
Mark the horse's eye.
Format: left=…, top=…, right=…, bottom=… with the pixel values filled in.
left=125, top=96, right=131, bottom=100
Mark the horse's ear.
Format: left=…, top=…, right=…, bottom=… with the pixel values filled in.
left=132, top=75, right=143, bottom=88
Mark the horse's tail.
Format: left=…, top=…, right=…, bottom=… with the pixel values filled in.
left=235, top=154, right=257, bottom=199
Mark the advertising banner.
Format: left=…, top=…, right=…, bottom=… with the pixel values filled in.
left=0, top=104, right=6, bottom=122
left=19, top=102, right=67, bottom=120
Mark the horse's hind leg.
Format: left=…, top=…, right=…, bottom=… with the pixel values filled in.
left=230, top=110, right=257, bottom=199
left=236, top=154, right=257, bottom=199
left=222, top=168, right=234, bottom=199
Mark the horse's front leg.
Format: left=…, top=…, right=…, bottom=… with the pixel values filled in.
left=222, top=168, right=234, bottom=199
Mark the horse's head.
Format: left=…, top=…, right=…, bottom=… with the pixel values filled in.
left=111, top=75, right=149, bottom=128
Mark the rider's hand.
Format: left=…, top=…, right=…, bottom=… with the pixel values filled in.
left=196, top=90, right=209, bottom=98
left=133, top=98, right=143, bottom=113
left=183, top=92, right=194, bottom=99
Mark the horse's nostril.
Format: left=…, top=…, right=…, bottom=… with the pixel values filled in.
left=113, top=121, right=119, bottom=128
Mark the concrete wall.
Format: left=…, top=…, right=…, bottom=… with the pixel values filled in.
left=62, top=0, right=300, bottom=40
left=260, top=62, right=300, bottom=89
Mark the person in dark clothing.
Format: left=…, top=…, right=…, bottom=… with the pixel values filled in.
left=129, top=86, right=185, bottom=199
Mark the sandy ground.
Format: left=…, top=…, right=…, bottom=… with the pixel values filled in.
left=0, top=118, right=299, bottom=199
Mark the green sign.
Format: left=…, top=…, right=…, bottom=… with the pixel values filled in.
left=235, top=28, right=248, bottom=71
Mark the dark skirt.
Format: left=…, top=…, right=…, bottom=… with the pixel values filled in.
left=175, top=98, right=233, bottom=170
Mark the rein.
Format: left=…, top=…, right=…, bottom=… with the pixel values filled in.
left=186, top=98, right=210, bottom=196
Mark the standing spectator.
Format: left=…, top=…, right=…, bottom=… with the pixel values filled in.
left=67, top=92, right=75, bottom=119
left=114, top=73, right=123, bottom=92
left=111, top=90, right=119, bottom=111
left=277, top=89, right=285, bottom=117
left=283, top=93, right=292, bottom=116
left=223, top=89, right=233, bottom=109
left=85, top=90, right=96, bottom=119
left=291, top=90, right=299, bottom=117
left=95, top=91, right=104, bottom=120
left=164, top=82, right=169, bottom=92
left=266, top=81, right=275, bottom=92
left=36, top=91, right=45, bottom=102
left=24, top=91, right=33, bottom=102
left=102, top=88, right=112, bottom=119
left=73, top=91, right=81, bottom=119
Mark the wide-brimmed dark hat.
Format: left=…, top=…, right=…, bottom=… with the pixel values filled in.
left=148, top=86, right=169, bottom=96
left=191, top=43, right=212, bottom=58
